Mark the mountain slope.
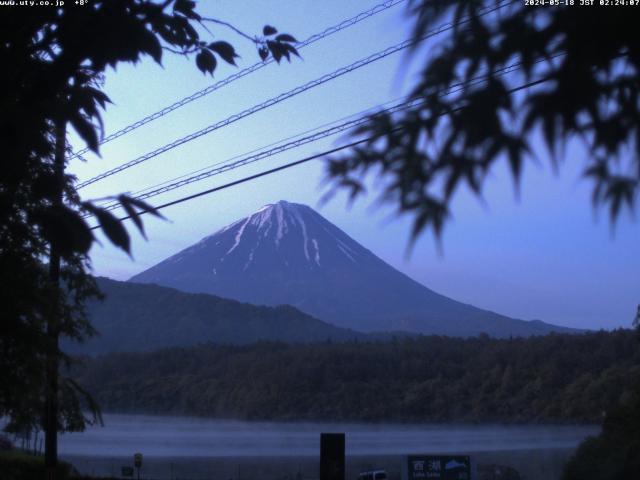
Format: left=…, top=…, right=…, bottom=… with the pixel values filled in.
left=130, top=200, right=578, bottom=337
left=63, top=277, right=363, bottom=355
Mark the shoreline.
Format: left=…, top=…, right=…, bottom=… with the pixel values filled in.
left=63, top=448, right=577, bottom=480
left=93, top=410, right=603, bottom=428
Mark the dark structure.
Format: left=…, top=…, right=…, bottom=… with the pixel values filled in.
left=320, top=433, right=345, bottom=480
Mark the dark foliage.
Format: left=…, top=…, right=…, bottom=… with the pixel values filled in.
left=0, top=450, right=109, bottom=480
left=0, top=0, right=297, bottom=434
left=562, top=320, right=640, bottom=479
left=71, top=330, right=639, bottom=423
left=562, top=382, right=640, bottom=480
left=326, top=1, right=640, bottom=241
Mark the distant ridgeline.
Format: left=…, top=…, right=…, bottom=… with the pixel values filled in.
left=71, top=329, right=640, bottom=423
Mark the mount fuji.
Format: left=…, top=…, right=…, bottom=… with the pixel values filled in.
left=130, top=200, right=577, bottom=337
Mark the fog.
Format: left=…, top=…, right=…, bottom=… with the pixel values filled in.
left=58, top=414, right=597, bottom=458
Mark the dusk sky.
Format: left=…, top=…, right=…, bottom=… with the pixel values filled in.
left=68, top=0, right=639, bottom=332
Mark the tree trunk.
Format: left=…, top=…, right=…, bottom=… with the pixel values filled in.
left=44, top=120, right=65, bottom=480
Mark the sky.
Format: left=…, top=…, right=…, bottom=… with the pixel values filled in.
left=67, top=0, right=639, bottom=331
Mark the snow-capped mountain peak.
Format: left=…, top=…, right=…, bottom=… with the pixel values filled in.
left=130, top=201, right=578, bottom=337
left=197, top=200, right=364, bottom=271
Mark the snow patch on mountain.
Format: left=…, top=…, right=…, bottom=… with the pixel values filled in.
left=290, top=206, right=311, bottom=262
left=227, top=217, right=250, bottom=255
left=312, top=239, right=321, bottom=266
left=275, top=203, right=287, bottom=246
left=216, top=200, right=336, bottom=268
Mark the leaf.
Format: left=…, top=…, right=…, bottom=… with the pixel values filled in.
left=195, top=49, right=217, bottom=75
left=118, top=195, right=146, bottom=240
left=36, top=205, right=94, bottom=256
left=59, top=208, right=94, bottom=255
left=275, top=33, right=297, bottom=43
left=263, top=25, right=277, bottom=36
left=258, top=46, right=269, bottom=61
left=603, top=177, right=636, bottom=221
left=505, top=136, right=526, bottom=183
left=282, top=42, right=300, bottom=59
left=70, top=114, right=99, bottom=152
left=123, top=197, right=166, bottom=220
left=208, top=41, right=238, bottom=65
left=84, top=87, right=111, bottom=109
left=174, top=0, right=196, bottom=12
left=173, top=0, right=200, bottom=20
left=139, top=27, right=163, bottom=64
left=115, top=195, right=165, bottom=241
left=83, top=203, right=131, bottom=254
left=266, top=41, right=283, bottom=63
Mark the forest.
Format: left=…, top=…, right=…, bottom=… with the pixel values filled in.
left=70, top=329, right=640, bottom=423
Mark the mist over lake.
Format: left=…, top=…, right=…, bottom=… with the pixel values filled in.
left=59, top=414, right=597, bottom=458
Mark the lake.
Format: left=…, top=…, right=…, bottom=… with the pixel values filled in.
left=58, top=414, right=598, bottom=479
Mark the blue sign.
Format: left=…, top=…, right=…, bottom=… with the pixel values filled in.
left=406, top=455, right=473, bottom=480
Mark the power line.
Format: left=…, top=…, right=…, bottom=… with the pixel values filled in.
left=89, top=139, right=372, bottom=231
left=77, top=0, right=514, bottom=190
left=69, top=0, right=407, bottom=161
left=93, top=99, right=420, bottom=213
left=89, top=74, right=552, bottom=230
left=96, top=60, right=531, bottom=213
left=112, top=46, right=554, bottom=206
left=90, top=54, right=561, bottom=218
left=94, top=94, right=409, bottom=206
left=91, top=96, right=407, bottom=212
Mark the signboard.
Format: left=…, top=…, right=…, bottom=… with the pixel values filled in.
left=121, top=466, right=134, bottom=477
left=320, top=433, right=345, bottom=480
left=133, top=453, right=143, bottom=468
left=405, top=455, right=475, bottom=480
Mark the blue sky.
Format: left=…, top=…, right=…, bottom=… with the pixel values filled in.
left=68, top=0, right=639, bottom=331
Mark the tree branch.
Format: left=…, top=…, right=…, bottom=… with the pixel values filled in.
left=201, top=17, right=257, bottom=43
left=162, top=45, right=198, bottom=56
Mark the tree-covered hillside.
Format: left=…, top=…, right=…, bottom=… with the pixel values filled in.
left=62, top=278, right=363, bottom=355
left=71, top=330, right=640, bottom=423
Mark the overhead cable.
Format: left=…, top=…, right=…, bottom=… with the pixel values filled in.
left=77, top=0, right=514, bottom=189
left=88, top=73, right=552, bottom=229
left=96, top=54, right=546, bottom=212
left=69, top=0, right=407, bottom=160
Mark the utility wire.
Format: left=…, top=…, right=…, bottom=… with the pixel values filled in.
left=77, top=0, right=514, bottom=190
left=89, top=74, right=552, bottom=229
left=95, top=53, right=549, bottom=214
left=96, top=59, right=532, bottom=213
left=69, top=0, right=407, bottom=161
left=94, top=100, right=419, bottom=213
left=95, top=94, right=408, bottom=205
left=107, top=44, right=547, bottom=205
left=89, top=140, right=372, bottom=231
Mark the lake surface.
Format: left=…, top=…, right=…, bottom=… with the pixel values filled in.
left=59, top=413, right=598, bottom=458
